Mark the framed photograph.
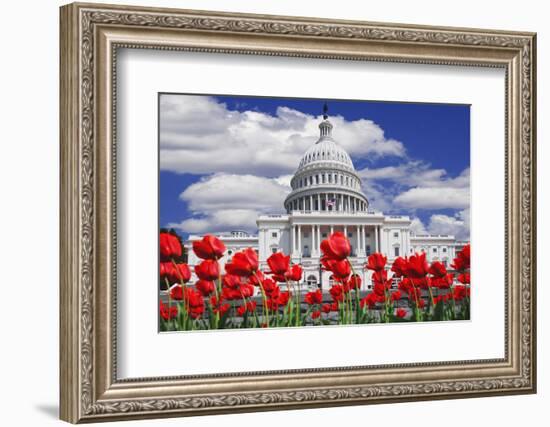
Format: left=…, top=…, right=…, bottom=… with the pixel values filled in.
left=60, top=2, right=537, bottom=423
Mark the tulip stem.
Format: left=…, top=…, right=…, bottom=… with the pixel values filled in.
left=253, top=271, right=270, bottom=327
left=348, top=259, right=360, bottom=324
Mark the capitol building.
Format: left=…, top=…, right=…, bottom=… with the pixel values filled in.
left=186, top=106, right=467, bottom=291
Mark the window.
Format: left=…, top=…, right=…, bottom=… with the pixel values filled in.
left=394, top=246, right=400, bottom=257
left=322, top=233, right=327, bottom=238
left=366, top=245, right=371, bottom=256
left=271, top=232, right=277, bottom=238
left=442, top=247, right=447, bottom=253
left=365, top=233, right=370, bottom=238
left=347, top=232, right=352, bottom=238
left=303, top=233, right=309, bottom=238
left=228, top=250, right=233, bottom=255
left=271, top=247, right=278, bottom=254
left=393, top=232, right=399, bottom=238
left=433, top=247, right=437, bottom=253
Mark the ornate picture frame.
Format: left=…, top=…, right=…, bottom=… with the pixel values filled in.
left=60, top=2, right=536, bottom=423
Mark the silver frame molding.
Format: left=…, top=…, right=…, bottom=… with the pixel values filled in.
left=60, top=2, right=537, bottom=423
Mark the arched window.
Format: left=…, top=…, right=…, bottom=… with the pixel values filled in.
left=306, top=275, right=317, bottom=288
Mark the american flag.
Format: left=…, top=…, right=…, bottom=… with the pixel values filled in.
left=327, top=199, right=336, bottom=207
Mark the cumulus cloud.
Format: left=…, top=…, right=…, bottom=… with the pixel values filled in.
left=393, top=187, right=469, bottom=210
left=412, top=209, right=470, bottom=240
left=166, top=173, right=291, bottom=233
left=359, top=162, right=470, bottom=211
left=410, top=217, right=428, bottom=235
left=160, top=94, right=405, bottom=177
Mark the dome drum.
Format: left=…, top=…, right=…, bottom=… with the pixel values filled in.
left=285, top=110, right=369, bottom=215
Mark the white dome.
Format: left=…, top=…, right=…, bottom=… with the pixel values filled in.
left=284, top=110, right=369, bottom=214
left=298, top=138, right=354, bottom=171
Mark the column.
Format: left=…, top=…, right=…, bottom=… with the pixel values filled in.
left=356, top=225, right=361, bottom=256
left=361, top=225, right=366, bottom=255
left=317, top=225, right=321, bottom=249
left=375, top=226, right=379, bottom=253
left=310, top=195, right=313, bottom=211
left=330, top=225, right=334, bottom=234
left=312, top=225, right=316, bottom=255
left=325, top=193, right=328, bottom=211
left=297, top=225, right=302, bottom=255
left=290, top=225, right=295, bottom=254
left=317, top=194, right=321, bottom=212
left=344, top=225, right=347, bottom=241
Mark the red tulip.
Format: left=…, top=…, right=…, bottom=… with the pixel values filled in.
left=453, top=285, right=470, bottom=300
left=391, top=290, right=402, bottom=301
left=305, top=289, right=323, bottom=305
left=267, top=252, right=290, bottom=275
left=434, top=294, right=451, bottom=304
left=237, top=300, right=258, bottom=316
left=371, top=270, right=391, bottom=288
left=192, top=235, right=226, bottom=260
left=225, top=248, right=258, bottom=276
left=159, top=232, right=182, bottom=261
left=323, top=258, right=351, bottom=279
left=428, top=261, right=447, bottom=278
left=452, top=244, right=470, bottom=271
left=160, top=262, right=191, bottom=285
left=320, top=231, right=351, bottom=260
left=365, top=253, right=387, bottom=272
left=311, top=310, right=321, bottom=319
left=195, top=279, right=215, bottom=296
left=267, top=290, right=290, bottom=309
left=329, top=284, right=345, bottom=302
left=391, top=257, right=408, bottom=278
left=285, top=264, right=303, bottom=281
left=405, top=252, right=429, bottom=278
left=185, top=288, right=205, bottom=319
left=247, top=270, right=265, bottom=286
left=222, top=274, right=242, bottom=289
left=210, top=296, right=230, bottom=316
left=239, top=283, right=255, bottom=298
left=432, top=273, right=454, bottom=289
left=322, top=303, right=332, bottom=313
left=222, top=287, right=240, bottom=301
left=345, top=274, right=362, bottom=291
left=457, top=272, right=470, bottom=285
left=395, top=308, right=407, bottom=318
left=195, top=259, right=220, bottom=281
left=373, top=282, right=387, bottom=297
left=259, top=277, right=279, bottom=297
left=360, top=292, right=381, bottom=309
left=159, top=301, right=178, bottom=320
left=169, top=284, right=185, bottom=300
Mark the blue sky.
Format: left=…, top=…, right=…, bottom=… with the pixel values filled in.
left=159, top=94, right=470, bottom=240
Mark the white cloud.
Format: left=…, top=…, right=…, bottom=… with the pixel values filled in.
left=410, top=217, right=428, bottom=235
left=359, top=162, right=470, bottom=211
left=412, top=209, right=470, bottom=240
left=393, top=187, right=470, bottom=210
left=167, top=173, right=291, bottom=233
left=160, top=94, right=405, bottom=177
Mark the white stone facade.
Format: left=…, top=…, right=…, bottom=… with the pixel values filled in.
left=185, top=110, right=466, bottom=291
